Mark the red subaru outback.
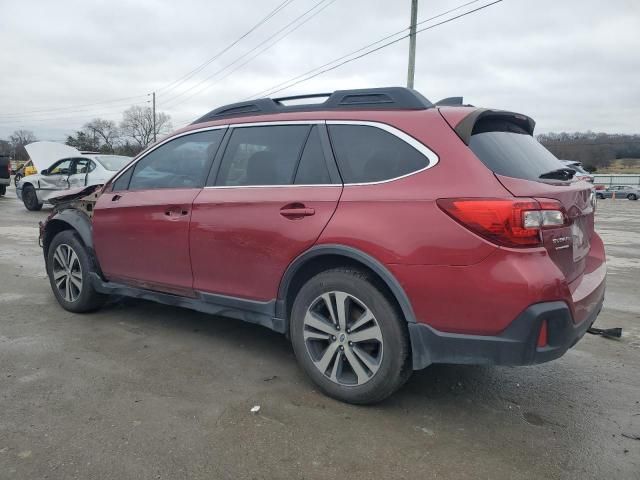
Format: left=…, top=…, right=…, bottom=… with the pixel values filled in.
left=41, top=87, right=606, bottom=404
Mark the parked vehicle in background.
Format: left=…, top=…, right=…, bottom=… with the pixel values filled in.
left=595, top=185, right=639, bottom=200
left=14, top=160, right=38, bottom=185
left=17, top=141, right=131, bottom=210
left=39, top=87, right=606, bottom=404
left=0, top=154, right=10, bottom=196
left=561, top=160, right=594, bottom=183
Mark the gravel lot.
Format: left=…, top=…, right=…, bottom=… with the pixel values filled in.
left=1, top=183, right=639, bottom=480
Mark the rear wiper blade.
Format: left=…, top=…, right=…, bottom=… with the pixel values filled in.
left=539, top=168, right=576, bottom=180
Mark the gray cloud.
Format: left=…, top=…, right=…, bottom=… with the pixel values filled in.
left=0, top=0, right=638, bottom=141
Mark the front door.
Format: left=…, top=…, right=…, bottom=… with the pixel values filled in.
left=37, top=158, right=73, bottom=201
left=190, top=123, right=342, bottom=301
left=93, top=129, right=226, bottom=295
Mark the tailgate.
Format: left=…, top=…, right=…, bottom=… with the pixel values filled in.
left=496, top=175, right=594, bottom=283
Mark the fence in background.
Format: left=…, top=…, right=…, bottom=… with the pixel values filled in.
left=593, top=174, right=640, bottom=187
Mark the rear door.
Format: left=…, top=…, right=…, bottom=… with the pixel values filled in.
left=190, top=123, right=342, bottom=301
left=67, top=158, right=93, bottom=189
left=93, top=129, right=226, bottom=295
left=466, top=116, right=595, bottom=284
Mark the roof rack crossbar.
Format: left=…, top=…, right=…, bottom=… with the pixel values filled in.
left=192, top=87, right=433, bottom=124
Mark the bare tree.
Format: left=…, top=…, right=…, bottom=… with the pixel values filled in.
left=120, top=106, right=171, bottom=148
left=84, top=118, right=120, bottom=152
left=9, top=129, right=37, bottom=160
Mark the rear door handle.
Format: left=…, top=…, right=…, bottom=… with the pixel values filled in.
left=111, top=194, right=122, bottom=202
left=280, top=205, right=315, bottom=218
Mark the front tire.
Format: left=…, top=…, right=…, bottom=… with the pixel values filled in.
left=22, top=184, right=43, bottom=211
left=46, top=230, right=106, bottom=313
left=290, top=268, right=411, bottom=404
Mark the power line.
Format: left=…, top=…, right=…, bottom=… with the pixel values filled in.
left=0, top=0, right=296, bottom=122
left=250, top=0, right=499, bottom=100
left=0, top=94, right=149, bottom=119
left=157, top=0, right=297, bottom=95
left=0, top=101, right=150, bottom=126
left=162, top=0, right=335, bottom=110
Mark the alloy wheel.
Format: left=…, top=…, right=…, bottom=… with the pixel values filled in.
left=303, top=291, right=383, bottom=386
left=52, top=243, right=83, bottom=302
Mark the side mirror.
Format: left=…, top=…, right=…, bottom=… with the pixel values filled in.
left=41, top=168, right=48, bottom=175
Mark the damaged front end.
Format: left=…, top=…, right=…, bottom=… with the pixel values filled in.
left=38, top=184, right=104, bottom=247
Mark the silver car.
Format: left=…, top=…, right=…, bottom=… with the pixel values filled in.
left=595, top=185, right=639, bottom=201
left=16, top=142, right=131, bottom=211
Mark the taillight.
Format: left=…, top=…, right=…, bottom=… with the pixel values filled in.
left=436, top=198, right=567, bottom=248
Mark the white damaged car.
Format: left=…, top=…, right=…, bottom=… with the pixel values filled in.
left=16, top=142, right=131, bottom=211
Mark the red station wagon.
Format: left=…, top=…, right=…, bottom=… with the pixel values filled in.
left=41, top=87, right=606, bottom=404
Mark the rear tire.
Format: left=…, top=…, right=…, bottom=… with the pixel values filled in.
left=596, top=193, right=605, bottom=200
left=46, top=230, right=107, bottom=313
left=22, top=184, right=43, bottom=211
left=290, top=268, right=412, bottom=404
left=0, top=185, right=5, bottom=196
left=628, top=194, right=638, bottom=201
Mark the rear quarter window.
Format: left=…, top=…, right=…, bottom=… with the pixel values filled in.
left=328, top=124, right=429, bottom=183
left=469, top=119, right=566, bottom=181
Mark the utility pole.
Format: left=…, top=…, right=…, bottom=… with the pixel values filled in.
left=152, top=91, right=157, bottom=143
left=407, top=0, right=418, bottom=89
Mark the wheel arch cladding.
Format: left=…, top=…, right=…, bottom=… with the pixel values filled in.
left=277, top=244, right=417, bottom=326
left=43, top=210, right=94, bottom=262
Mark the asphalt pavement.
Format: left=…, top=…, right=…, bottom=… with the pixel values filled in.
left=1, top=183, right=638, bottom=479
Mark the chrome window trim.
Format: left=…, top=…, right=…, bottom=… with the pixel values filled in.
left=111, top=120, right=439, bottom=188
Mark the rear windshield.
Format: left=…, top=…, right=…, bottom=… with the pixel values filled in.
left=469, top=119, right=565, bottom=181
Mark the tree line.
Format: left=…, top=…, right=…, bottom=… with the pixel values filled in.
left=537, top=131, right=640, bottom=171
left=3, top=114, right=638, bottom=173
left=0, top=105, right=172, bottom=161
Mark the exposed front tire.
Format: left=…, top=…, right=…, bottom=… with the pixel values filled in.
left=290, top=268, right=411, bottom=404
left=46, top=230, right=107, bottom=313
left=22, top=184, right=43, bottom=211
left=628, top=194, right=638, bottom=201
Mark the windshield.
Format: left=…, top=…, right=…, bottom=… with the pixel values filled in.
left=94, top=155, right=132, bottom=171
left=469, top=120, right=566, bottom=181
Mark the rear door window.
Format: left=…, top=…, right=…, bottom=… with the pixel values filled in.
left=328, top=124, right=429, bottom=183
left=214, top=125, right=309, bottom=186
left=469, top=119, right=566, bottom=181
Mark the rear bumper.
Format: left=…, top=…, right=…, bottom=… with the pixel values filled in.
left=409, top=294, right=604, bottom=370
left=0, top=178, right=9, bottom=185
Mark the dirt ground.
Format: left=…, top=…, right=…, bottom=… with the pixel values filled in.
left=1, top=183, right=639, bottom=479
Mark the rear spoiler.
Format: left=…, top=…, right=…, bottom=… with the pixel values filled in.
left=453, top=109, right=536, bottom=145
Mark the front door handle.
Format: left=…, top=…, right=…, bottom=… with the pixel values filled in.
left=111, top=194, right=122, bottom=202
left=280, top=203, right=315, bottom=219
left=164, top=207, right=189, bottom=217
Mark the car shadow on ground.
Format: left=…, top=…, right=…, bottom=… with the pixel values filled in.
left=95, top=295, right=548, bottom=411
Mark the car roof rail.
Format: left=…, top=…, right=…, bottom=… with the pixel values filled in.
left=192, top=87, right=433, bottom=124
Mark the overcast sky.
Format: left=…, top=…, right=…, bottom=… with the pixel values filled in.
left=0, top=0, right=638, bottom=141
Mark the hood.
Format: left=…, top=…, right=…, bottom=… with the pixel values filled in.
left=25, top=141, right=80, bottom=172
